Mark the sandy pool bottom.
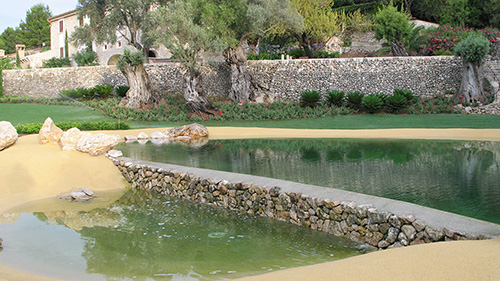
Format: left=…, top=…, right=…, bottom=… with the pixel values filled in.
left=1, top=127, right=500, bottom=281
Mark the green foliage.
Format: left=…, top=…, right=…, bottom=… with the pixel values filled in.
left=0, top=27, right=23, bottom=54
left=19, top=4, right=52, bottom=49
left=326, top=90, right=345, bottom=107
left=115, top=86, right=130, bottom=97
left=362, top=94, right=384, bottom=113
left=346, top=91, right=365, bottom=108
left=74, top=47, right=99, bottom=66
left=373, top=4, right=412, bottom=50
left=60, top=85, right=116, bottom=100
left=117, top=49, right=146, bottom=72
left=300, top=91, right=322, bottom=108
left=315, top=50, right=340, bottom=58
left=385, top=93, right=408, bottom=113
left=287, top=48, right=307, bottom=58
left=42, top=57, right=72, bottom=68
left=393, top=88, right=415, bottom=103
left=73, top=0, right=164, bottom=51
left=15, top=121, right=129, bottom=134
left=454, top=33, right=490, bottom=63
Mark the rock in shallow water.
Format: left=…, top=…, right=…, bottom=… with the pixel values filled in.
left=0, top=121, right=18, bottom=151
left=59, top=188, right=96, bottom=202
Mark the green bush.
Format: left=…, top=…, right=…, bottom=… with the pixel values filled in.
left=42, top=57, right=72, bottom=68
left=15, top=121, right=129, bottom=134
left=393, top=89, right=415, bottom=103
left=386, top=93, right=408, bottom=113
left=362, top=95, right=384, bottom=113
left=287, top=48, right=307, bottom=59
left=74, top=48, right=99, bottom=66
left=315, top=51, right=340, bottom=58
left=300, top=91, right=322, bottom=108
left=60, top=89, right=81, bottom=99
left=92, top=85, right=115, bottom=99
left=115, top=86, right=130, bottom=97
left=326, top=90, right=345, bottom=107
left=346, top=91, right=365, bottom=108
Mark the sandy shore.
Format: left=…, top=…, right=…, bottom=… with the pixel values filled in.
left=1, top=127, right=500, bottom=281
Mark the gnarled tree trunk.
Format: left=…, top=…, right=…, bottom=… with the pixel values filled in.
left=455, top=61, right=487, bottom=104
left=296, top=33, right=315, bottom=58
left=119, top=62, right=160, bottom=109
left=391, top=41, right=409, bottom=56
left=224, top=44, right=254, bottom=102
left=183, top=69, right=217, bottom=115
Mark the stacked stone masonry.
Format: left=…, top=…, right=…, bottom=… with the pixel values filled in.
left=114, top=159, right=490, bottom=250
left=3, top=56, right=469, bottom=100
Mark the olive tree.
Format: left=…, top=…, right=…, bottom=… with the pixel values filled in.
left=72, top=0, right=166, bottom=109
left=373, top=4, right=412, bottom=56
left=453, top=33, right=491, bottom=104
left=288, top=0, right=342, bottom=58
left=151, top=0, right=220, bottom=115
left=204, top=0, right=303, bottom=102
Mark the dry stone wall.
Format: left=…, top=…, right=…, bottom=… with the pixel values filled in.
left=114, top=158, right=492, bottom=250
left=3, top=56, right=464, bottom=100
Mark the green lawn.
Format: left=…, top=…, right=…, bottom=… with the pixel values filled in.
left=1, top=103, right=500, bottom=129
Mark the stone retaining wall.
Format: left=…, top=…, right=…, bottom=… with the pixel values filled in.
left=114, top=158, right=491, bottom=250
left=3, top=56, right=464, bottom=100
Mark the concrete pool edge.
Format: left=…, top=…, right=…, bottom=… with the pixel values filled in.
left=113, top=157, right=500, bottom=250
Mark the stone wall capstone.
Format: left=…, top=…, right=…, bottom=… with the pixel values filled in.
left=3, top=56, right=465, bottom=100
left=113, top=158, right=497, bottom=250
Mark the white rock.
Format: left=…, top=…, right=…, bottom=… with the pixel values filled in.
left=151, top=131, right=167, bottom=139
left=76, top=133, right=120, bottom=156
left=39, top=117, right=63, bottom=144
left=137, top=132, right=149, bottom=139
left=0, top=121, right=18, bottom=151
left=125, top=135, right=138, bottom=141
left=106, top=149, right=123, bottom=158
left=60, top=128, right=90, bottom=151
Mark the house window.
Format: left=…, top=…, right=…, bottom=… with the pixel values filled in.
left=59, top=20, right=64, bottom=33
left=118, top=42, right=122, bottom=48
left=79, top=18, right=84, bottom=26
left=104, top=45, right=108, bottom=50
left=60, top=47, right=64, bottom=58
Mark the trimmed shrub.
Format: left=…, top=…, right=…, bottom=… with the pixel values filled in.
left=15, top=121, right=129, bottom=134
left=386, top=93, right=408, bottom=113
left=326, top=90, right=345, bottom=107
left=300, top=91, right=322, bottom=108
left=346, top=91, right=365, bottom=108
left=362, top=95, right=384, bottom=113
left=454, top=33, right=491, bottom=64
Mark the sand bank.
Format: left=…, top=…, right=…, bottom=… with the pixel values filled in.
left=1, top=127, right=500, bottom=280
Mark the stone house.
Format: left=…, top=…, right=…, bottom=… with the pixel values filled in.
left=46, top=9, right=170, bottom=66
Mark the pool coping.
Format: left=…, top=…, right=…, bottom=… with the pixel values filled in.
left=117, top=157, right=500, bottom=239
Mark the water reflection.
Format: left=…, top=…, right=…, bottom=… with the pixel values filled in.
left=0, top=189, right=366, bottom=281
left=117, top=139, right=500, bottom=224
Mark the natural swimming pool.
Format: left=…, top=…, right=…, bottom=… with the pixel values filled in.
left=0, top=189, right=368, bottom=281
left=117, top=138, right=500, bottom=224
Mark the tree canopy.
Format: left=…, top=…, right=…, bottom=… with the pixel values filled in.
left=19, top=4, right=52, bottom=49
left=72, top=0, right=167, bottom=53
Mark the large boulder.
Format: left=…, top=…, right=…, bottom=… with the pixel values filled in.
left=60, top=128, right=91, bottom=151
left=76, top=133, right=120, bottom=156
left=0, top=121, right=18, bottom=151
left=163, top=123, right=209, bottom=139
left=39, top=117, right=63, bottom=144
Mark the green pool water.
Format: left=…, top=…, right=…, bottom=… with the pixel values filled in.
left=117, top=138, right=500, bottom=224
left=0, top=189, right=367, bottom=281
